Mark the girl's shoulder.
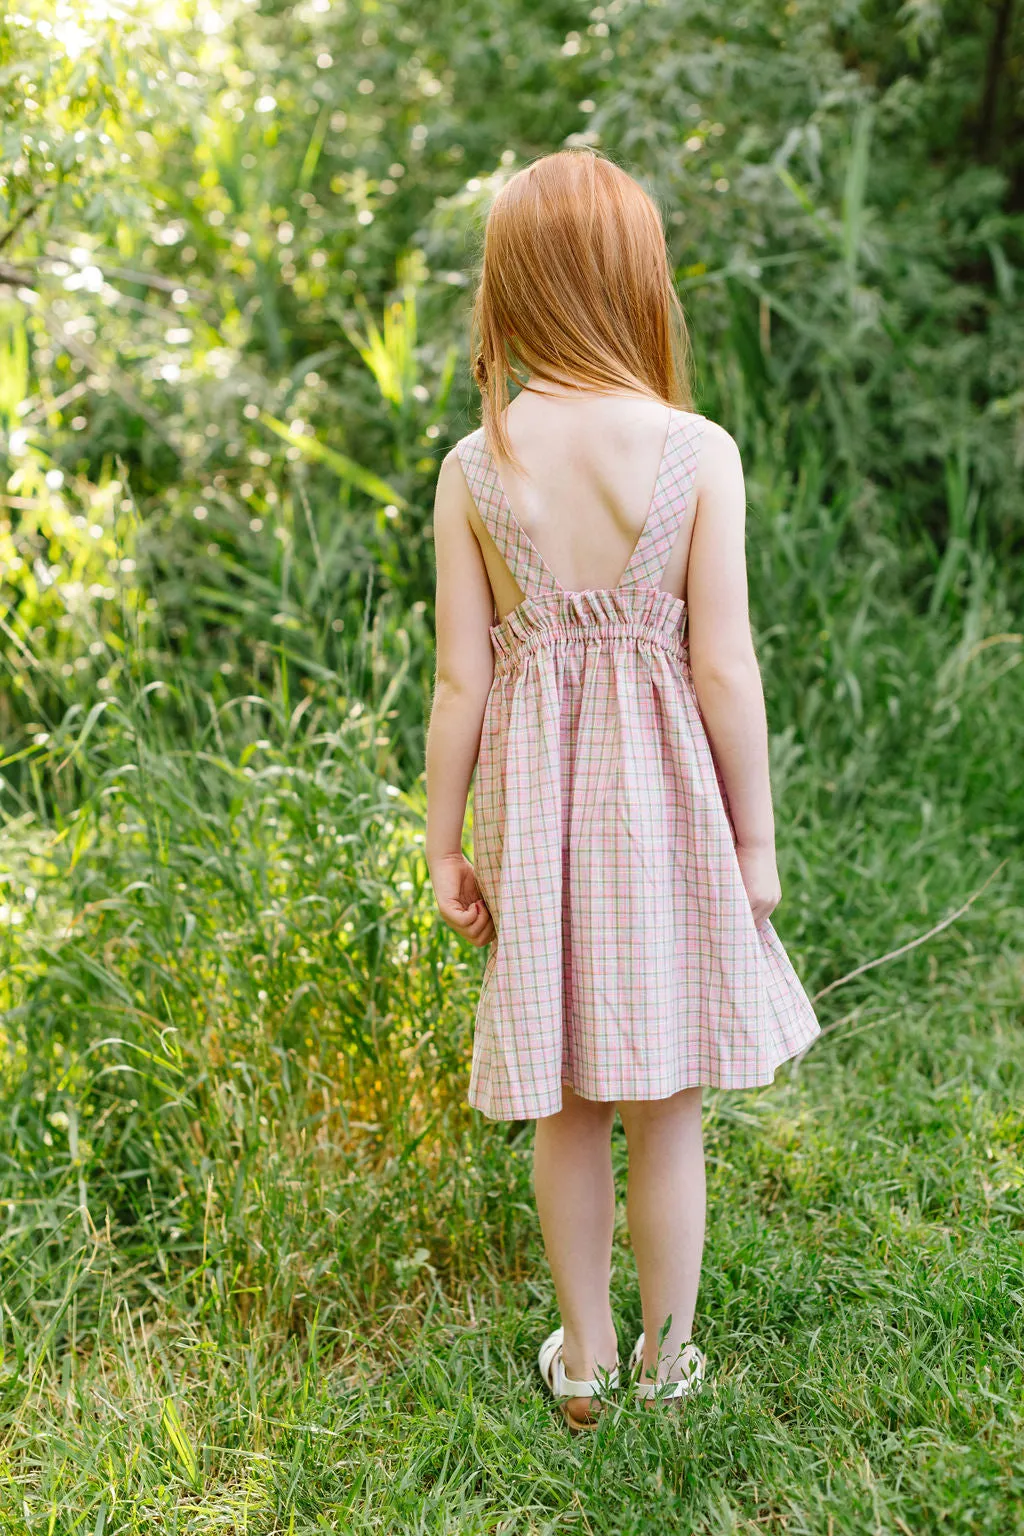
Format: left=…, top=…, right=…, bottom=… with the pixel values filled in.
left=686, top=416, right=745, bottom=520
left=439, top=425, right=486, bottom=479
left=671, top=407, right=732, bottom=446
left=445, top=425, right=488, bottom=482
left=661, top=411, right=742, bottom=501
left=685, top=413, right=742, bottom=477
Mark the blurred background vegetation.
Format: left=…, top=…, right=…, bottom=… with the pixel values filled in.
left=1, top=1, right=1022, bottom=1530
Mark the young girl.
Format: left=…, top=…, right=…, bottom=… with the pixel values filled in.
left=425, top=148, right=820, bottom=1430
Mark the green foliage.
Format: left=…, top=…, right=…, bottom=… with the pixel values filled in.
left=1, top=0, right=1021, bottom=792
left=583, top=1, right=1024, bottom=557
left=2, top=0, right=1021, bottom=770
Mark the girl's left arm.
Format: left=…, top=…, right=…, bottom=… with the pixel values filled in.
left=424, top=448, right=497, bottom=947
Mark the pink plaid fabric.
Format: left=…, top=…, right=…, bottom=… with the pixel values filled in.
left=454, top=408, right=821, bottom=1121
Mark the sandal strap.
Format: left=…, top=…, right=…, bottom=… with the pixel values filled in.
left=559, top=1359, right=619, bottom=1396
left=539, top=1328, right=619, bottom=1399
left=631, top=1337, right=705, bottom=1399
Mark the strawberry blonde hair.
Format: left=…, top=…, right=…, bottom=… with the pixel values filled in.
left=468, top=147, right=694, bottom=473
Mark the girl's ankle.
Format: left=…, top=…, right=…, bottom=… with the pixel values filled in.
left=562, top=1330, right=619, bottom=1381
left=641, top=1344, right=694, bottom=1380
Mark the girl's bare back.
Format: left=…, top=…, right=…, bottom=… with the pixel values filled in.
left=469, top=389, right=695, bottom=623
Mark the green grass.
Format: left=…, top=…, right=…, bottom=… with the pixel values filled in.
left=1, top=954, right=1021, bottom=1533
left=1, top=457, right=1022, bottom=1532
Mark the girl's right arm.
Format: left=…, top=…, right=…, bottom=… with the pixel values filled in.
left=686, top=421, right=782, bottom=924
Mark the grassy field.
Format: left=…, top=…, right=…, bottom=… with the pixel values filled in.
left=2, top=445, right=1022, bottom=1532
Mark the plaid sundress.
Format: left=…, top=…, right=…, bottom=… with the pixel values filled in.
left=454, top=408, right=821, bottom=1121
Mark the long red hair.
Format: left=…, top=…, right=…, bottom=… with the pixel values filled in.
left=468, top=147, right=693, bottom=472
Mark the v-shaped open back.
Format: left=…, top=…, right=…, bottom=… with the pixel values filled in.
left=456, top=407, right=708, bottom=607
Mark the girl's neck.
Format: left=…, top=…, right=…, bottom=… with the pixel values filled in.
left=520, top=373, right=652, bottom=403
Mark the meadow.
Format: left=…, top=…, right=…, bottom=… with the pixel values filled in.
left=2, top=1, right=1023, bottom=1531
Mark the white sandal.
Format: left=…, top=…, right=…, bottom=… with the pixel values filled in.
left=538, top=1326, right=620, bottom=1431
left=629, top=1332, right=706, bottom=1403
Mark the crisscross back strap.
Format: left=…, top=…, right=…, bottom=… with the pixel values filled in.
left=455, top=428, right=559, bottom=600
left=616, top=412, right=707, bottom=592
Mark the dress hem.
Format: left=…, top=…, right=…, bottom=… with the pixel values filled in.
left=468, top=1026, right=822, bottom=1122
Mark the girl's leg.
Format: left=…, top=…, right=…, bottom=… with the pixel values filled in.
left=618, top=1087, right=705, bottom=1384
left=533, top=1083, right=619, bottom=1408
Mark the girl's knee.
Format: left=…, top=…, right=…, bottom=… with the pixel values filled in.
left=618, top=1086, right=702, bottom=1148
left=537, top=1083, right=616, bottom=1136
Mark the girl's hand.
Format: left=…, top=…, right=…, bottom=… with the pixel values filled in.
left=735, top=840, right=782, bottom=925
left=428, top=852, right=496, bottom=947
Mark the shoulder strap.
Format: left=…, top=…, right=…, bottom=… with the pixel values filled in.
left=617, top=412, right=707, bottom=592
left=454, top=429, right=560, bottom=600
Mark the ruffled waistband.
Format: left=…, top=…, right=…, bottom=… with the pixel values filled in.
left=490, top=588, right=689, bottom=675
